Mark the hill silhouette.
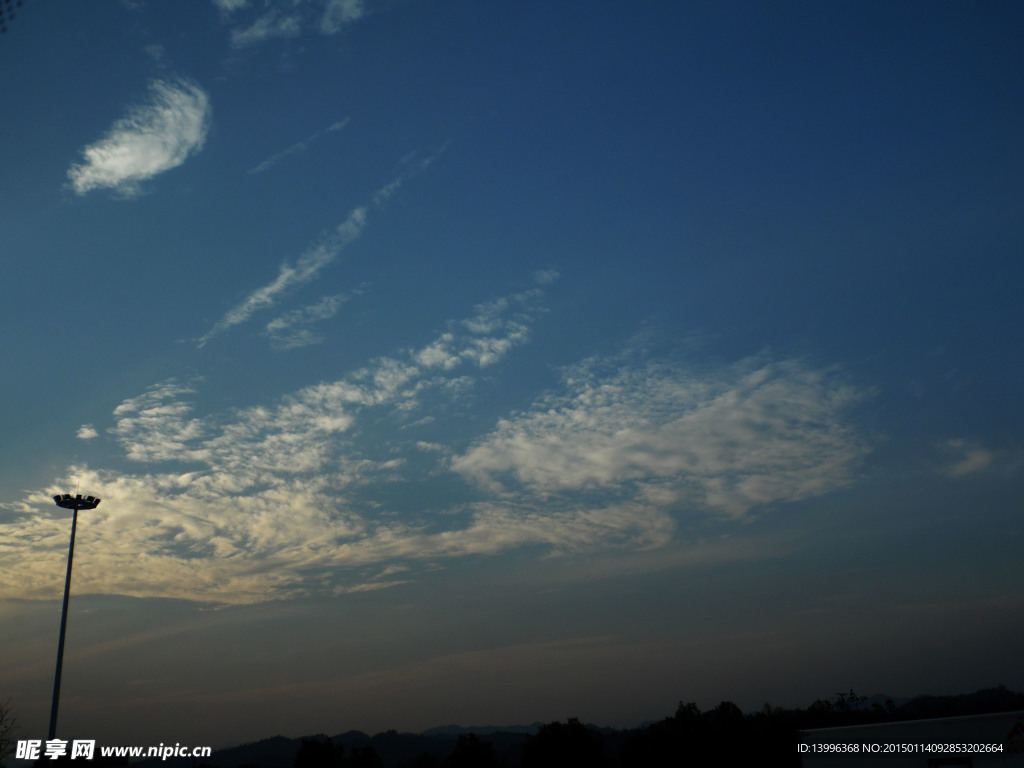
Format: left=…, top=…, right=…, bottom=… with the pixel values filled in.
left=127, top=686, right=1024, bottom=768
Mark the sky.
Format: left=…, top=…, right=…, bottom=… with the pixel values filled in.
left=1, top=0, right=1023, bottom=750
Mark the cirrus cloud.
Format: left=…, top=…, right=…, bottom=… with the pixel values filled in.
left=1, top=278, right=871, bottom=606
left=0, top=282, right=557, bottom=604
left=66, top=78, right=211, bottom=198
left=453, top=355, right=869, bottom=518
left=215, top=0, right=368, bottom=48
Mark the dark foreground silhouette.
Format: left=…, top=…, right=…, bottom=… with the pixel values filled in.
left=28, top=686, right=1024, bottom=768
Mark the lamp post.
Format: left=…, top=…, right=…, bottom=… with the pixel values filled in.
left=49, top=492, right=100, bottom=740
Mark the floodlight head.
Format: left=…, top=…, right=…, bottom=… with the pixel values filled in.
left=53, top=493, right=101, bottom=511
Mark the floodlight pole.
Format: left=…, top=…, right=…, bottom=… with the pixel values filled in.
left=49, top=493, right=100, bottom=740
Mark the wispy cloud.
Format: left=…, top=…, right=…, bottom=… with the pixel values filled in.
left=453, top=354, right=868, bottom=518
left=230, top=10, right=301, bottom=48
left=417, top=284, right=547, bottom=370
left=265, top=291, right=357, bottom=351
left=111, top=380, right=210, bottom=463
left=371, top=144, right=449, bottom=206
left=942, top=438, right=996, bottom=477
left=67, top=78, right=211, bottom=197
left=213, top=0, right=248, bottom=11
left=197, top=207, right=367, bottom=347
left=215, top=0, right=368, bottom=47
left=199, top=148, right=446, bottom=348
left=248, top=119, right=350, bottom=174
left=1, top=297, right=872, bottom=606
left=532, top=268, right=560, bottom=285
left=1, top=282, right=555, bottom=604
left=320, top=0, right=366, bottom=35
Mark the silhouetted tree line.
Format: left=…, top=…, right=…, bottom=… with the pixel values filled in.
left=151, top=686, right=1024, bottom=768
left=293, top=735, right=383, bottom=768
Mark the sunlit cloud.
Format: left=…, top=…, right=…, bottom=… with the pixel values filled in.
left=110, top=380, right=210, bottom=464
left=0, top=283, right=557, bottom=604
left=453, top=355, right=868, bottom=518
left=0, top=287, right=872, bottom=607
left=67, top=78, right=211, bottom=197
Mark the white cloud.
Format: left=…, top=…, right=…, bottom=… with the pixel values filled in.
left=216, top=0, right=368, bottom=47
left=77, top=425, right=99, bottom=440
left=453, top=356, right=868, bottom=518
left=0, top=283, right=557, bottom=605
left=409, top=288, right=544, bottom=372
left=321, top=0, right=366, bottom=34
left=3, top=281, right=871, bottom=606
left=67, top=78, right=211, bottom=197
left=111, top=380, right=210, bottom=463
left=231, top=11, right=301, bottom=48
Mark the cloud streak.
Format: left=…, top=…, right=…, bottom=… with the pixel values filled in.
left=67, top=78, right=211, bottom=197
left=197, top=206, right=367, bottom=347
left=199, top=147, right=447, bottom=348
left=248, top=119, right=349, bottom=174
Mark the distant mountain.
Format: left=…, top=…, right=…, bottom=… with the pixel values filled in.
left=193, top=735, right=302, bottom=768
left=895, top=685, right=1024, bottom=719
left=420, top=722, right=544, bottom=737
left=836, top=687, right=1023, bottom=717
left=130, top=686, right=1024, bottom=768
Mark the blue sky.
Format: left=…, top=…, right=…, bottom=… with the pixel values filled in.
left=1, top=0, right=1023, bottom=749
